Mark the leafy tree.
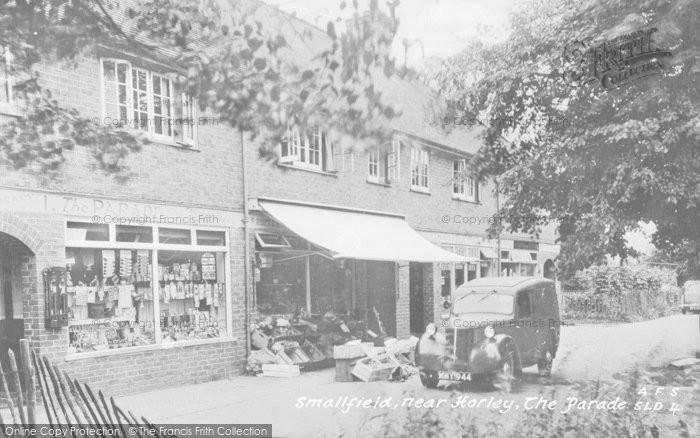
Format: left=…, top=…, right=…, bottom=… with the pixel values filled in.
left=0, top=0, right=403, bottom=176
left=435, top=0, right=700, bottom=278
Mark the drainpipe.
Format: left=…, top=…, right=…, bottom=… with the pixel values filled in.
left=496, top=180, right=502, bottom=277
left=241, top=129, right=251, bottom=356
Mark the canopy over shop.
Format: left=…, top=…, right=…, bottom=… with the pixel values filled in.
left=251, top=198, right=471, bottom=334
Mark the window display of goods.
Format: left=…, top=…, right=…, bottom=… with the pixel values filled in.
left=66, top=248, right=156, bottom=353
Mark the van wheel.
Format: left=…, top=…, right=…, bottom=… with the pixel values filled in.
left=538, top=350, right=553, bottom=377
left=420, top=370, right=439, bottom=389
left=494, top=353, right=516, bottom=393
left=681, top=308, right=687, bottom=315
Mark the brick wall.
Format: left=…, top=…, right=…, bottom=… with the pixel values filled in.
left=395, top=262, right=410, bottom=339
left=0, top=55, right=243, bottom=212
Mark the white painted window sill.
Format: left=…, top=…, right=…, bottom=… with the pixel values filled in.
left=366, top=177, right=391, bottom=187
left=452, top=194, right=479, bottom=204
left=277, top=163, right=338, bottom=177
left=410, top=187, right=431, bottom=195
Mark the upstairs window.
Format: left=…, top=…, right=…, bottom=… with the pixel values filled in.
left=280, top=127, right=328, bottom=171
left=182, top=93, right=198, bottom=146
left=453, top=159, right=477, bottom=201
left=410, top=148, right=429, bottom=192
left=367, top=137, right=400, bottom=185
left=101, top=59, right=195, bottom=146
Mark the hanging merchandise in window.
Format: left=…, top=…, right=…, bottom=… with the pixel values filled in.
left=158, top=250, right=226, bottom=342
left=66, top=248, right=155, bottom=353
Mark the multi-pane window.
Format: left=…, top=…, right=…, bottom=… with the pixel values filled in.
left=182, top=94, right=198, bottom=145
left=410, top=148, right=429, bottom=191
left=453, top=159, right=477, bottom=201
left=101, top=59, right=190, bottom=144
left=132, top=68, right=149, bottom=132
left=368, top=151, right=380, bottom=179
left=152, top=73, right=173, bottom=137
left=0, top=47, right=12, bottom=106
left=453, top=159, right=466, bottom=196
left=280, top=126, right=324, bottom=170
left=103, top=60, right=130, bottom=122
left=367, top=138, right=400, bottom=184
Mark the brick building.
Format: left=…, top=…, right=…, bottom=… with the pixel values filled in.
left=0, top=1, right=558, bottom=395
left=0, top=44, right=248, bottom=394
left=245, top=74, right=559, bottom=340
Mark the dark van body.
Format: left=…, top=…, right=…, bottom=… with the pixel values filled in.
left=415, top=277, right=560, bottom=392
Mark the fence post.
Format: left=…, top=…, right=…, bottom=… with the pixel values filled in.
left=19, top=340, right=36, bottom=424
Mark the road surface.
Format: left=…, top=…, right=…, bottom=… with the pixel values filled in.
left=118, top=315, right=700, bottom=437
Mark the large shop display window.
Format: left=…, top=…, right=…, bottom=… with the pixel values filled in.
left=65, top=222, right=228, bottom=355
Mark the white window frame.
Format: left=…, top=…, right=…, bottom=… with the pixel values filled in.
left=410, top=147, right=430, bottom=192
left=387, top=136, right=400, bottom=183
left=182, top=93, right=198, bottom=146
left=368, top=151, right=380, bottom=179
left=279, top=126, right=324, bottom=170
left=151, top=72, right=174, bottom=141
left=64, top=219, right=232, bottom=359
left=453, top=158, right=478, bottom=202
left=100, top=58, right=180, bottom=144
left=453, top=159, right=466, bottom=197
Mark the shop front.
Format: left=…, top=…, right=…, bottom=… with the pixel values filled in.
left=248, top=198, right=468, bottom=372
left=500, top=248, right=538, bottom=277
left=0, top=188, right=244, bottom=394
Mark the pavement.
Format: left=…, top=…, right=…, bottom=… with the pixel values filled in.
left=116, top=314, right=700, bottom=438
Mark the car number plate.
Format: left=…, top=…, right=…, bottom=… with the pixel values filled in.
left=438, top=370, right=471, bottom=381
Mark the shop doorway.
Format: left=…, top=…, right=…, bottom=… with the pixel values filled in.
left=0, top=232, right=29, bottom=374
left=366, top=261, right=396, bottom=337
left=409, top=262, right=424, bottom=335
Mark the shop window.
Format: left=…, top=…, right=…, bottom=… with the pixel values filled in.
left=116, top=225, right=153, bottom=243
left=196, top=230, right=226, bottom=246
left=255, top=232, right=291, bottom=249
left=255, top=253, right=306, bottom=314
left=158, top=250, right=227, bottom=342
left=66, top=222, right=109, bottom=242
left=410, top=148, right=429, bottom=192
left=159, top=228, right=192, bottom=245
left=66, top=248, right=156, bottom=353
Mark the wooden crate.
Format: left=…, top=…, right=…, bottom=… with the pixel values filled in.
left=351, top=357, right=396, bottom=382
left=333, top=343, right=373, bottom=360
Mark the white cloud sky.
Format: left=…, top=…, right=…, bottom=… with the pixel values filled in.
left=263, top=0, right=516, bottom=67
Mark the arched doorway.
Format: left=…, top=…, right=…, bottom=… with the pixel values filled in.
left=543, top=259, right=556, bottom=280
left=0, top=232, right=34, bottom=371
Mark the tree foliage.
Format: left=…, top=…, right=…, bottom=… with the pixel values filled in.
left=435, top=0, right=700, bottom=277
left=0, top=0, right=403, bottom=175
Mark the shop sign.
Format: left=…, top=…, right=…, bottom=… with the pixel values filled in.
left=0, top=187, right=240, bottom=224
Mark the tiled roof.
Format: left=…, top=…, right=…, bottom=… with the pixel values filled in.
left=375, top=74, right=483, bottom=155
